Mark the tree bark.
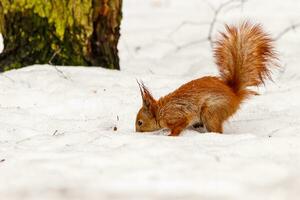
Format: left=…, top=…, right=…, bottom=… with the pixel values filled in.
left=0, top=0, right=122, bottom=72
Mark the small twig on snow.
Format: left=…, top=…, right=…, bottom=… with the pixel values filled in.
left=113, top=115, right=120, bottom=132
left=52, top=130, right=65, bottom=136
left=48, top=48, right=70, bottom=80
left=53, top=65, right=70, bottom=80
left=52, top=130, right=58, bottom=136
left=268, top=128, right=280, bottom=138
left=48, top=48, right=61, bottom=65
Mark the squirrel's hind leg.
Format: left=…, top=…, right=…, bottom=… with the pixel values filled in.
left=201, top=106, right=224, bottom=134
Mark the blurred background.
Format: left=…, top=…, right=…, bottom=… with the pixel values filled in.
left=119, top=0, right=300, bottom=78
left=1, top=0, right=300, bottom=75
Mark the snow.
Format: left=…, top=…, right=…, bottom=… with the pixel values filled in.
left=1, top=0, right=300, bottom=199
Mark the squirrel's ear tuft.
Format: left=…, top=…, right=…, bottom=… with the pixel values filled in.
left=137, top=80, right=158, bottom=115
left=137, top=80, right=153, bottom=107
left=137, top=80, right=145, bottom=104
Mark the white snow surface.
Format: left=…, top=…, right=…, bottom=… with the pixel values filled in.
left=1, top=0, right=300, bottom=199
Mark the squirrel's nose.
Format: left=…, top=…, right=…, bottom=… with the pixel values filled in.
left=135, top=127, right=144, bottom=132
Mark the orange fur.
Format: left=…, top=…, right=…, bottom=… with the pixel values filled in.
left=135, top=22, right=278, bottom=136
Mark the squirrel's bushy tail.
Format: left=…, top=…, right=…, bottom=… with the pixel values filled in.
left=214, top=22, right=277, bottom=100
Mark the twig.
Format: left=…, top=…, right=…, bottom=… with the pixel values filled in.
left=174, top=0, right=246, bottom=51
left=268, top=128, right=280, bottom=138
left=275, top=23, right=300, bottom=40
left=52, top=130, right=65, bottom=136
left=48, top=48, right=70, bottom=80
left=52, top=130, right=58, bottom=136
left=207, top=0, right=246, bottom=49
left=48, top=48, right=61, bottom=65
left=53, top=65, right=69, bottom=80
left=113, top=115, right=120, bottom=132
left=168, top=21, right=209, bottom=37
left=176, top=38, right=207, bottom=51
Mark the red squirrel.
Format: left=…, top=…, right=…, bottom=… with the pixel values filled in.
left=135, top=22, right=277, bottom=136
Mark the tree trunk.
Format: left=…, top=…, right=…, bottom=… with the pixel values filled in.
left=0, top=0, right=122, bottom=72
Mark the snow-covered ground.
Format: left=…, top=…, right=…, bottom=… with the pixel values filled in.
left=1, top=0, right=300, bottom=199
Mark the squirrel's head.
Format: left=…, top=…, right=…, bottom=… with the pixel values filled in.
left=135, top=81, right=160, bottom=132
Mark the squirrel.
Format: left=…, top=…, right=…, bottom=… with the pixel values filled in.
left=135, top=22, right=277, bottom=136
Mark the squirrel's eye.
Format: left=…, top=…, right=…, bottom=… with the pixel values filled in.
left=138, top=120, right=143, bottom=126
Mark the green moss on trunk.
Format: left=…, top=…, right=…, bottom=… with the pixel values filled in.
left=0, top=0, right=122, bottom=71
